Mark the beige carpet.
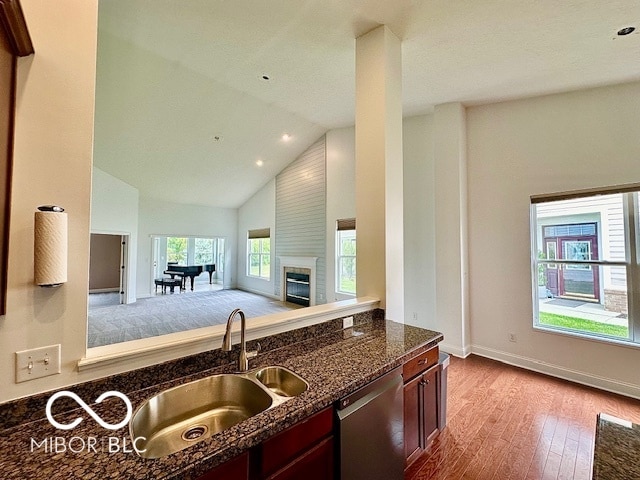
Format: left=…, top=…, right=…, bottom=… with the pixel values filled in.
left=88, top=289, right=298, bottom=348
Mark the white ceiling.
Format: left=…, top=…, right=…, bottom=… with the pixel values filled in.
left=94, top=0, right=640, bottom=208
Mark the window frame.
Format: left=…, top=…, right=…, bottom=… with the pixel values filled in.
left=530, top=187, right=640, bottom=345
left=247, top=229, right=271, bottom=280
left=336, top=219, right=356, bottom=296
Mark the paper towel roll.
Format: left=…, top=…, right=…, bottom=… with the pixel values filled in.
left=34, top=209, right=67, bottom=286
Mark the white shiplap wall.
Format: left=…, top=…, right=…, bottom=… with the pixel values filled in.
left=275, top=137, right=326, bottom=303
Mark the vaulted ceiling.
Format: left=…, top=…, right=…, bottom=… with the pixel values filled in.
left=94, top=0, right=640, bottom=208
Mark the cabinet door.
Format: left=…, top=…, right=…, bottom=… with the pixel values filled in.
left=260, top=407, right=333, bottom=477
left=196, top=451, right=249, bottom=480
left=404, top=373, right=422, bottom=464
left=422, top=365, right=439, bottom=445
left=267, top=437, right=334, bottom=480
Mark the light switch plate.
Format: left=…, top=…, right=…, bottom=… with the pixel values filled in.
left=15, top=344, right=61, bottom=383
left=343, top=316, right=354, bottom=329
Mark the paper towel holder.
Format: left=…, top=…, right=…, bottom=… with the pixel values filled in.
left=34, top=205, right=67, bottom=288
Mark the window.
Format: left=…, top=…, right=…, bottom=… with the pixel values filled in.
left=166, top=237, right=217, bottom=266
left=530, top=187, right=640, bottom=343
left=248, top=228, right=270, bottom=279
left=337, top=218, right=356, bottom=295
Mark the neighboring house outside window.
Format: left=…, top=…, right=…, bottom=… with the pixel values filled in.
left=337, top=218, right=356, bottom=295
left=248, top=228, right=270, bottom=279
left=530, top=187, right=640, bottom=343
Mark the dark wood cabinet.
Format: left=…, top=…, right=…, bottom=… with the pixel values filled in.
left=266, top=436, right=333, bottom=480
left=403, top=346, right=440, bottom=467
left=196, top=451, right=249, bottom=480
left=259, top=407, right=334, bottom=480
left=197, top=407, right=333, bottom=480
left=421, top=365, right=439, bottom=445
left=404, top=372, right=423, bottom=461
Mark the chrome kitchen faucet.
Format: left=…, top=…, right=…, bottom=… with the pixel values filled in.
left=222, top=308, right=259, bottom=372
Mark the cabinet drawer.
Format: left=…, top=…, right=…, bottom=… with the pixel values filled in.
left=260, top=407, right=333, bottom=477
left=403, top=346, right=439, bottom=381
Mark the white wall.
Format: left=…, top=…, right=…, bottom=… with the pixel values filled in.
left=0, top=0, right=98, bottom=403
left=136, top=197, right=238, bottom=297
left=467, top=81, right=640, bottom=397
left=91, top=167, right=139, bottom=302
left=403, top=115, right=436, bottom=330
left=326, top=127, right=356, bottom=301
left=237, top=179, right=276, bottom=297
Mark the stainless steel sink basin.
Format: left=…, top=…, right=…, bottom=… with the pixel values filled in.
left=254, top=366, right=308, bottom=397
left=130, top=367, right=308, bottom=458
left=130, top=374, right=273, bottom=459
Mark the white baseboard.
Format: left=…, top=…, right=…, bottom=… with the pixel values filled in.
left=439, top=342, right=472, bottom=358
left=471, top=344, right=640, bottom=400
left=236, top=286, right=280, bottom=301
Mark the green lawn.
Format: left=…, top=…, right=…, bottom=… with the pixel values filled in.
left=539, top=311, right=629, bottom=338
left=340, top=278, right=356, bottom=294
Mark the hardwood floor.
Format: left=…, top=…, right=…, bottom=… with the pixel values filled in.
left=406, top=355, right=640, bottom=480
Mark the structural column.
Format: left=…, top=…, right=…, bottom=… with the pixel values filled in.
left=434, top=102, right=470, bottom=356
left=355, top=25, right=404, bottom=321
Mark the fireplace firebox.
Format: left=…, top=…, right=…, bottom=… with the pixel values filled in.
left=285, top=272, right=311, bottom=307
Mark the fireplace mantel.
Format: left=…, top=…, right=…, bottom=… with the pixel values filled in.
left=278, top=256, right=318, bottom=269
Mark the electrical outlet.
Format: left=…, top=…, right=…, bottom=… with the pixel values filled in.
left=15, top=344, right=61, bottom=383
left=343, top=316, right=354, bottom=329
left=509, top=333, right=517, bottom=343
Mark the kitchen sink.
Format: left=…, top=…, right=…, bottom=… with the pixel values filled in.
left=254, top=366, right=308, bottom=397
left=130, top=367, right=308, bottom=459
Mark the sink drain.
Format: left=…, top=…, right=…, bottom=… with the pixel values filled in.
left=182, top=425, right=208, bottom=442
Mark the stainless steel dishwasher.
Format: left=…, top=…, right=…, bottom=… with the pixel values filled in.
left=336, top=367, right=405, bottom=480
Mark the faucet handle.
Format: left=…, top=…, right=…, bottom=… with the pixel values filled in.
left=247, top=342, right=261, bottom=360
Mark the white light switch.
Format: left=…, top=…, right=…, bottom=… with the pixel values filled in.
left=15, top=344, right=61, bottom=383
left=343, top=316, right=354, bottom=329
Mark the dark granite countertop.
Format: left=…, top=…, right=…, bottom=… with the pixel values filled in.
left=593, top=412, right=640, bottom=480
left=0, top=316, right=442, bottom=479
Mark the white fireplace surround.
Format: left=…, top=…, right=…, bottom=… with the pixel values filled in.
left=279, top=256, right=318, bottom=306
